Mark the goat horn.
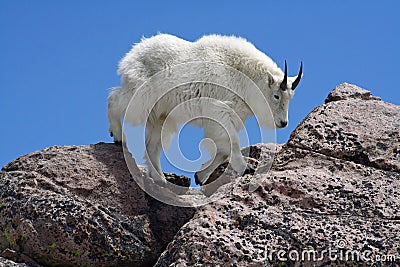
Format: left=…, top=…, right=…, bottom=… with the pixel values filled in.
left=280, top=60, right=288, bottom=91
left=291, top=61, right=303, bottom=90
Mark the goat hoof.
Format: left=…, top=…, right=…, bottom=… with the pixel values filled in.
left=194, top=172, right=201, bottom=185
left=243, top=164, right=255, bottom=175
left=114, top=140, right=122, bottom=146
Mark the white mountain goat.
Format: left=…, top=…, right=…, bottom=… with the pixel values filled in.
left=108, top=34, right=302, bottom=185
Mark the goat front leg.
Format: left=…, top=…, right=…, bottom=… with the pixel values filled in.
left=195, top=152, right=229, bottom=186
left=224, top=129, right=254, bottom=177
left=195, top=122, right=253, bottom=186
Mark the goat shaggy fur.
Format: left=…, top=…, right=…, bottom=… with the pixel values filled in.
left=108, top=34, right=302, bottom=185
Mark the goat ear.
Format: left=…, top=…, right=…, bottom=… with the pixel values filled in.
left=266, top=71, right=276, bottom=87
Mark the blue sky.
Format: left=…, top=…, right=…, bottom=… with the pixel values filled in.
left=1, top=1, right=399, bottom=181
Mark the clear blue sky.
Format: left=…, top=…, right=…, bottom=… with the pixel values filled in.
left=1, top=1, right=399, bottom=179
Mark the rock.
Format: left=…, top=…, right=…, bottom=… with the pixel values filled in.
left=1, top=83, right=399, bottom=266
left=325, top=82, right=381, bottom=103
left=155, top=148, right=400, bottom=266
left=289, top=83, right=399, bottom=173
left=0, top=256, right=30, bottom=267
left=0, top=248, right=40, bottom=267
left=154, top=84, right=400, bottom=266
left=0, top=143, right=195, bottom=267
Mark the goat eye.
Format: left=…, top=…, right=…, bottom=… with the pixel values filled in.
left=274, top=95, right=280, bottom=100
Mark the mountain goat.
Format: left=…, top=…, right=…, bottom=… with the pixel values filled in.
left=108, top=34, right=302, bottom=186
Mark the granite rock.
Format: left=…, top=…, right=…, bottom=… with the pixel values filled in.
left=0, top=144, right=194, bottom=267
left=1, top=83, right=399, bottom=267
left=325, top=82, right=381, bottom=103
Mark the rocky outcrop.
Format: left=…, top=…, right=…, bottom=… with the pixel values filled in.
left=1, top=83, right=399, bottom=266
left=293, top=83, right=399, bottom=173
left=0, top=144, right=194, bottom=267
left=324, top=82, right=382, bottom=103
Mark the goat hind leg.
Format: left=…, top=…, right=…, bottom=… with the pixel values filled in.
left=107, top=88, right=125, bottom=143
left=145, top=123, right=167, bottom=185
